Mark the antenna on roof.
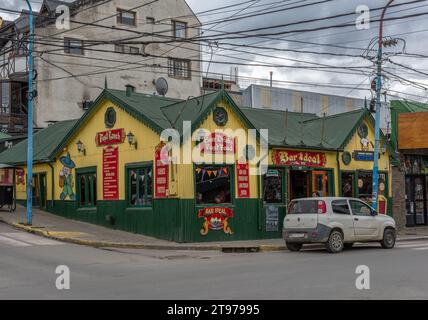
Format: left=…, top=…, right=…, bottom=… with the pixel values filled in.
left=104, top=76, right=108, bottom=89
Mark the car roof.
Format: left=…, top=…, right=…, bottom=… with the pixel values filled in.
left=290, top=197, right=358, bottom=201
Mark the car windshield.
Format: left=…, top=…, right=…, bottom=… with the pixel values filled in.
left=288, top=200, right=318, bottom=214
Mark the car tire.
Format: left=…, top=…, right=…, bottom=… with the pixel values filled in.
left=380, top=228, right=396, bottom=249
left=344, top=243, right=354, bottom=249
left=326, top=230, right=344, bottom=253
left=286, top=242, right=303, bottom=252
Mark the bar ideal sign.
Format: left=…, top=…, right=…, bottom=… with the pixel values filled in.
left=272, top=149, right=327, bottom=167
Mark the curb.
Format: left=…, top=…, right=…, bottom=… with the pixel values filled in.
left=1, top=217, right=427, bottom=252
left=0, top=218, right=222, bottom=251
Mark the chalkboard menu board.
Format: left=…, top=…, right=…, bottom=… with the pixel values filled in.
left=266, top=205, right=279, bottom=232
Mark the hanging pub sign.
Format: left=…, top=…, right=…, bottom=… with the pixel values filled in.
left=198, top=207, right=233, bottom=236
left=95, top=128, right=125, bottom=147
left=102, top=146, right=119, bottom=200
left=236, top=162, right=250, bottom=198
left=155, top=142, right=169, bottom=198
left=199, top=132, right=235, bottom=154
left=272, top=150, right=327, bottom=167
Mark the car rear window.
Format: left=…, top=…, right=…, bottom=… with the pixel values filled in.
left=288, top=200, right=318, bottom=214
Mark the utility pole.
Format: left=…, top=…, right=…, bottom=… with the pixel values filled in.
left=25, top=0, right=34, bottom=225
left=372, top=0, right=394, bottom=211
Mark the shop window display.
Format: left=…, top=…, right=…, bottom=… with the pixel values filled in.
left=263, top=169, right=284, bottom=204
left=128, top=167, right=153, bottom=207
left=195, top=166, right=231, bottom=204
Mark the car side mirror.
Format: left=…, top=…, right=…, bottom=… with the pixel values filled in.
left=371, top=210, right=378, bottom=216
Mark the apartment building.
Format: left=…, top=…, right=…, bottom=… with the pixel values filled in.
left=0, top=0, right=202, bottom=134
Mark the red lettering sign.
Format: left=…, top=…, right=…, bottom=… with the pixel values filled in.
left=272, top=150, right=327, bottom=167
left=103, top=146, right=119, bottom=200
left=96, top=129, right=125, bottom=147
left=199, top=132, right=235, bottom=154
left=155, top=142, right=169, bottom=198
left=198, top=207, right=234, bottom=235
left=236, top=162, right=250, bottom=198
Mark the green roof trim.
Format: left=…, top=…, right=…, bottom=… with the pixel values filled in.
left=0, top=88, right=393, bottom=166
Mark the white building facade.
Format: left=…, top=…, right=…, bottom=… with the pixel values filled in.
left=0, top=0, right=202, bottom=133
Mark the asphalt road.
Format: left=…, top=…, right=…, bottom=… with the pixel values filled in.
left=1, top=222, right=427, bottom=300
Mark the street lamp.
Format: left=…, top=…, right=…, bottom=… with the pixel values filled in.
left=127, top=131, right=138, bottom=149
left=372, top=0, right=394, bottom=211
left=25, top=0, right=34, bottom=225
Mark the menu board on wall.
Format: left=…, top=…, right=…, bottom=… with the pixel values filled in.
left=103, top=146, right=119, bottom=200
left=155, top=143, right=169, bottom=198
left=236, top=162, right=250, bottom=198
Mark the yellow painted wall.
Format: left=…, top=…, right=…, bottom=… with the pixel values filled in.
left=340, top=118, right=392, bottom=197
left=178, top=99, right=259, bottom=200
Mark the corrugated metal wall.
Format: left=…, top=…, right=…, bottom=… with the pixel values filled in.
left=242, top=85, right=391, bottom=130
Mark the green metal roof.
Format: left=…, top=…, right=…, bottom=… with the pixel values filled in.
left=0, top=132, right=11, bottom=140
left=241, top=107, right=369, bottom=150
left=0, top=88, right=389, bottom=166
left=0, top=119, right=78, bottom=165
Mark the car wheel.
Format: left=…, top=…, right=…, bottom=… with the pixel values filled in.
left=326, top=230, right=344, bottom=253
left=286, top=242, right=303, bottom=252
left=344, top=243, right=354, bottom=249
left=380, top=228, right=396, bottom=249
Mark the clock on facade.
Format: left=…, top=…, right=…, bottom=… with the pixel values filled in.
left=213, top=107, right=228, bottom=126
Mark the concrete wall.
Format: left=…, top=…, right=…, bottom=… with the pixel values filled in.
left=33, top=0, right=202, bottom=127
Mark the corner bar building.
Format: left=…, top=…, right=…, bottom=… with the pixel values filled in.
left=0, top=88, right=393, bottom=243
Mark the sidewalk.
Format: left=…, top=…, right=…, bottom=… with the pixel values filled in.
left=1, top=205, right=428, bottom=252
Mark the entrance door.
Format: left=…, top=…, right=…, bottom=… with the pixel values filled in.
left=405, top=175, right=427, bottom=226
left=289, top=170, right=310, bottom=200
left=32, top=173, right=47, bottom=209
left=312, top=171, right=328, bottom=197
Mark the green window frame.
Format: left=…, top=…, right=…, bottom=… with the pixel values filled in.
left=76, top=167, right=97, bottom=208
left=194, top=164, right=234, bottom=206
left=126, top=163, right=153, bottom=207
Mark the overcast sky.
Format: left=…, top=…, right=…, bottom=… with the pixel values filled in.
left=1, top=0, right=428, bottom=104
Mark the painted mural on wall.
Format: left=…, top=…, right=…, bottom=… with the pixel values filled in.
left=59, top=153, right=76, bottom=200
left=198, top=207, right=233, bottom=236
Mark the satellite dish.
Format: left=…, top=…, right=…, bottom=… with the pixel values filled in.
left=155, top=77, right=169, bottom=96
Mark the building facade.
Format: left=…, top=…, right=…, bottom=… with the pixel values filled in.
left=391, top=100, right=428, bottom=228
left=0, top=88, right=393, bottom=243
left=0, top=0, right=202, bottom=133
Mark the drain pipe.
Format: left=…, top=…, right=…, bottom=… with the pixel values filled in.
left=47, top=161, right=55, bottom=210
left=336, top=149, right=341, bottom=197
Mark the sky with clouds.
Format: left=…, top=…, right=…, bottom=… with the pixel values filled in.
left=1, top=0, right=428, bottom=103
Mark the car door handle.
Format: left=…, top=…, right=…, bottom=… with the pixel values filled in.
left=354, top=218, right=359, bottom=221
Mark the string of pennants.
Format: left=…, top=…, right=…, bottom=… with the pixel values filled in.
left=195, top=167, right=229, bottom=179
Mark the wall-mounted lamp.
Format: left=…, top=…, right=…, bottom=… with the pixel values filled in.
left=76, top=140, right=86, bottom=156
left=127, top=131, right=138, bottom=149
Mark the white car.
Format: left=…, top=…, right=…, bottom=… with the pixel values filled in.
left=283, top=197, right=396, bottom=253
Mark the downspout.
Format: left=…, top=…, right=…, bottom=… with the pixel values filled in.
left=47, top=161, right=55, bottom=210
left=336, top=149, right=341, bottom=197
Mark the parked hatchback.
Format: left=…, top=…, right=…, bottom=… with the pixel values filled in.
left=283, top=197, right=396, bottom=253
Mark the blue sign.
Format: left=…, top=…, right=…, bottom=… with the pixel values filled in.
left=353, top=151, right=374, bottom=161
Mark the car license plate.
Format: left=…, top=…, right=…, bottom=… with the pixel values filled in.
left=289, top=233, right=306, bottom=239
